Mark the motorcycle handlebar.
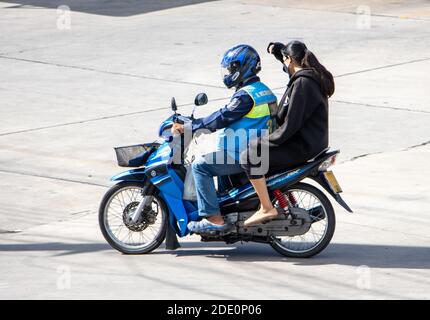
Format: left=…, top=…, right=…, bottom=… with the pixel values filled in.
left=173, top=114, right=192, bottom=125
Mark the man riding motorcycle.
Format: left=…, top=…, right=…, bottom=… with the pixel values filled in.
left=171, top=44, right=277, bottom=234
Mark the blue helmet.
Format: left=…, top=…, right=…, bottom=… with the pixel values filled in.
left=221, top=44, right=261, bottom=89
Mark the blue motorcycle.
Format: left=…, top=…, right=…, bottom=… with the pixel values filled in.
left=99, top=94, right=352, bottom=258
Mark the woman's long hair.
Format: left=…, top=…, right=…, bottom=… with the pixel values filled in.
left=282, top=41, right=335, bottom=98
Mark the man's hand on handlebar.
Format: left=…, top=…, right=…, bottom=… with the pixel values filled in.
left=171, top=123, right=185, bottom=135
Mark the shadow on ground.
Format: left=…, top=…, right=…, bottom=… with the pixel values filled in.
left=0, top=240, right=429, bottom=269
left=0, top=0, right=218, bottom=17
left=0, top=242, right=111, bottom=256
left=160, top=241, right=430, bottom=269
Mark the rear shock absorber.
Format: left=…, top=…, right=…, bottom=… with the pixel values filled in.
left=273, top=189, right=289, bottom=216
left=287, top=192, right=297, bottom=206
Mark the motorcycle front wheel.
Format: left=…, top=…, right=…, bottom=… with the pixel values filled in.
left=99, top=181, right=168, bottom=254
left=270, top=182, right=336, bottom=258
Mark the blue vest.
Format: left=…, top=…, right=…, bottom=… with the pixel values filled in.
left=217, top=81, right=277, bottom=160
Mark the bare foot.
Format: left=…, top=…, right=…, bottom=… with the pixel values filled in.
left=244, top=207, right=278, bottom=227
left=207, top=215, right=225, bottom=225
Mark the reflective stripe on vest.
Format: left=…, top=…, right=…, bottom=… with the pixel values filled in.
left=244, top=103, right=271, bottom=118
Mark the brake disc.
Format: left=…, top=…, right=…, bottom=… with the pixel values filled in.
left=122, top=202, right=148, bottom=232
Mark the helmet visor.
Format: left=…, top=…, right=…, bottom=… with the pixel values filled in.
left=220, top=66, right=231, bottom=79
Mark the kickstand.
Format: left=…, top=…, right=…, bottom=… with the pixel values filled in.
left=165, top=223, right=181, bottom=250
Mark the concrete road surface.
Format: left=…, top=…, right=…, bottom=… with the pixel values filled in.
left=0, top=0, right=429, bottom=299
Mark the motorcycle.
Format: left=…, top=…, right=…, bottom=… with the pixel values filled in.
left=99, top=93, right=353, bottom=258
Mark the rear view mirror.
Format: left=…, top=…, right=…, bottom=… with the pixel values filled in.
left=194, top=93, right=208, bottom=106
left=171, top=97, right=178, bottom=112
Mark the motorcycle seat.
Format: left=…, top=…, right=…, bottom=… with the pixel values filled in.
left=219, top=148, right=335, bottom=190
left=266, top=147, right=336, bottom=177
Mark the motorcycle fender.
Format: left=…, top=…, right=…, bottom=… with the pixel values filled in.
left=311, top=172, right=353, bottom=213
left=110, top=168, right=147, bottom=182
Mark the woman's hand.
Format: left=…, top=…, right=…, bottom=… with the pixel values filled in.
left=267, top=42, right=286, bottom=63
left=171, top=123, right=185, bottom=135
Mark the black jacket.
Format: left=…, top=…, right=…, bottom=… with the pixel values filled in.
left=263, top=68, right=329, bottom=158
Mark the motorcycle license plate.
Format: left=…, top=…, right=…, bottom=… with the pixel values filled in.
left=323, top=171, right=342, bottom=193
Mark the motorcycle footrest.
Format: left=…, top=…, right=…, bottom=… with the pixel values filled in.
left=198, top=227, right=234, bottom=237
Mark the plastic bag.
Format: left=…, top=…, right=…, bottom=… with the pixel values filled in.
left=183, top=164, right=197, bottom=201
left=182, top=131, right=216, bottom=202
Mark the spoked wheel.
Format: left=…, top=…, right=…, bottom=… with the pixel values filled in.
left=270, top=182, right=335, bottom=258
left=99, top=181, right=168, bottom=254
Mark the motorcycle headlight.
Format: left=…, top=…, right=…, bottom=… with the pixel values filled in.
left=160, top=129, right=172, bottom=140
left=158, top=122, right=173, bottom=139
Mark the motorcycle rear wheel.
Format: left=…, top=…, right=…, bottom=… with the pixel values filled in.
left=269, top=182, right=335, bottom=258
left=99, top=181, right=168, bottom=254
